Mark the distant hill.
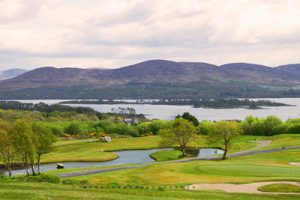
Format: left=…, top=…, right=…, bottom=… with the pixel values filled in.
left=0, top=68, right=27, bottom=80
left=277, top=64, right=300, bottom=78
left=0, top=60, right=299, bottom=99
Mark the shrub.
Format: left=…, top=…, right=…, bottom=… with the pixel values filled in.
left=23, top=174, right=60, bottom=184
left=50, top=126, right=64, bottom=136
left=64, top=122, right=84, bottom=135
left=287, top=123, right=300, bottom=134
left=62, top=179, right=88, bottom=185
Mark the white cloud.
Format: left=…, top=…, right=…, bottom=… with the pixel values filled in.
left=0, top=0, right=300, bottom=69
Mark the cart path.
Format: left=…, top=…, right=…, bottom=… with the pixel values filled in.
left=186, top=181, right=300, bottom=195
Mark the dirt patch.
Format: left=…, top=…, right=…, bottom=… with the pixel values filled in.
left=187, top=181, right=300, bottom=195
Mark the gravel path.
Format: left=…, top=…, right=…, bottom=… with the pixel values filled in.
left=186, top=181, right=300, bottom=195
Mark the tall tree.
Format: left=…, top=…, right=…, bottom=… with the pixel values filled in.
left=159, top=118, right=197, bottom=156
left=208, top=121, right=243, bottom=159
left=11, top=120, right=36, bottom=175
left=0, top=121, right=15, bottom=176
left=32, top=123, right=56, bottom=174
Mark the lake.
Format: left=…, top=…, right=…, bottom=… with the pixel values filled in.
left=16, top=98, right=300, bottom=121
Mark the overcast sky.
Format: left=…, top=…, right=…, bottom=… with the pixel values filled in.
left=0, top=0, right=300, bottom=70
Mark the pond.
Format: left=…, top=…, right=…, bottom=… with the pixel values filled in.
left=0, top=148, right=223, bottom=176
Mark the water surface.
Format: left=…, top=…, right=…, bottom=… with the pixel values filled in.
left=0, top=148, right=222, bottom=176
left=15, top=98, right=300, bottom=121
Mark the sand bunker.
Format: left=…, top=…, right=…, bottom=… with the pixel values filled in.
left=186, top=181, right=300, bottom=194
left=289, top=162, right=300, bottom=166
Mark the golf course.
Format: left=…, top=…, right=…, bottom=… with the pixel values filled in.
left=1, top=132, right=300, bottom=199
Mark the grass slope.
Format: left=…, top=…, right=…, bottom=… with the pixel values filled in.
left=262, top=134, right=300, bottom=149
left=258, top=183, right=300, bottom=193
left=0, top=181, right=298, bottom=200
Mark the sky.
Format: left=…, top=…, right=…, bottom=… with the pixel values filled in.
left=0, top=0, right=300, bottom=70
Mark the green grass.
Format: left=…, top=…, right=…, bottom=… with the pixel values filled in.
left=235, top=150, right=300, bottom=165
left=228, top=135, right=266, bottom=153
left=46, top=164, right=136, bottom=177
left=258, top=183, right=300, bottom=193
left=65, top=149, right=300, bottom=186
left=261, top=134, right=300, bottom=149
left=150, top=150, right=183, bottom=161
left=68, top=161, right=300, bottom=186
left=0, top=181, right=298, bottom=200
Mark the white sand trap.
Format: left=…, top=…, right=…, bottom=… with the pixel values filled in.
left=187, top=181, right=300, bottom=194
left=289, top=162, right=300, bottom=166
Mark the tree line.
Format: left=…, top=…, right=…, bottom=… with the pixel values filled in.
left=0, top=120, right=55, bottom=176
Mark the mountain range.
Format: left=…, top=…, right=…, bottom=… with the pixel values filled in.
left=0, top=68, right=27, bottom=81
left=0, top=60, right=299, bottom=99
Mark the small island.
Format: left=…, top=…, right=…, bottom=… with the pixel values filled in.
left=59, top=98, right=292, bottom=109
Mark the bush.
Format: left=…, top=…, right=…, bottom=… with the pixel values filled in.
left=23, top=174, right=60, bottom=184
left=126, top=126, right=140, bottom=137
left=242, top=115, right=284, bottom=136
left=287, top=123, right=300, bottom=134
left=50, top=126, right=64, bottom=136
left=62, top=179, right=88, bottom=185
left=64, top=121, right=85, bottom=135
left=40, top=174, right=60, bottom=183
left=198, top=121, right=214, bottom=135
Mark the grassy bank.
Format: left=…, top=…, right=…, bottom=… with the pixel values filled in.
left=0, top=181, right=298, bottom=200
left=258, top=183, right=300, bottom=193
